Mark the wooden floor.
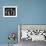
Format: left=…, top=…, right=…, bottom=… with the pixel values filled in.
left=19, top=39, right=46, bottom=46
left=0, top=44, right=18, bottom=46
left=0, top=41, right=46, bottom=46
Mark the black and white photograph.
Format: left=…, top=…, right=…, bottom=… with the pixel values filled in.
left=18, top=25, right=46, bottom=46
left=3, top=6, right=17, bottom=17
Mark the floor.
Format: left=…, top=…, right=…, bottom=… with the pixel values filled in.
left=19, top=39, right=46, bottom=46
left=0, top=44, right=18, bottom=46
left=0, top=40, right=46, bottom=46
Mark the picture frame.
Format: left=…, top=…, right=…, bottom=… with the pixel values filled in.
left=3, top=6, right=17, bottom=17
left=18, top=24, right=46, bottom=42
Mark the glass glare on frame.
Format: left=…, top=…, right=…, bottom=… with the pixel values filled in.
left=5, top=8, right=16, bottom=16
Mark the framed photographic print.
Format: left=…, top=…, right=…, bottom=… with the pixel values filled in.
left=18, top=24, right=46, bottom=42
left=3, top=6, right=17, bottom=17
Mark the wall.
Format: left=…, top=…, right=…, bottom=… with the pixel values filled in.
left=0, top=0, right=46, bottom=44
left=0, top=0, right=18, bottom=44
